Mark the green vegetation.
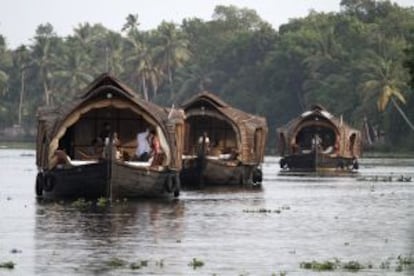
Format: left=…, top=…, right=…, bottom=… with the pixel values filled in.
left=71, top=198, right=92, bottom=210
left=300, top=260, right=337, bottom=271
left=129, top=259, right=149, bottom=270
left=189, top=258, right=204, bottom=269
left=106, top=257, right=126, bottom=268
left=1, top=1, right=414, bottom=151
left=96, top=197, right=109, bottom=208
left=342, top=261, right=365, bottom=271
left=0, top=261, right=15, bottom=269
left=300, top=256, right=414, bottom=272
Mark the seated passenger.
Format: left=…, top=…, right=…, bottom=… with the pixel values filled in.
left=53, top=150, right=72, bottom=168
left=149, top=128, right=164, bottom=166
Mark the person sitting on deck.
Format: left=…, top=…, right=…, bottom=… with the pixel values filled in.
left=148, top=128, right=164, bottom=166
left=53, top=149, right=72, bottom=168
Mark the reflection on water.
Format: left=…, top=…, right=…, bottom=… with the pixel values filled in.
left=35, top=199, right=186, bottom=275
left=0, top=150, right=413, bottom=275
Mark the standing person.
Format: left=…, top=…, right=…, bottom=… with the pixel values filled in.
left=98, top=122, right=112, bottom=145
left=112, top=132, right=122, bottom=160
left=135, top=128, right=151, bottom=161
left=197, top=131, right=210, bottom=156
left=148, top=128, right=163, bottom=166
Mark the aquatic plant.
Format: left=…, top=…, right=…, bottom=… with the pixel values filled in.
left=130, top=263, right=141, bottom=270
left=10, top=248, right=22, bottom=254
left=189, top=258, right=204, bottom=269
left=156, top=259, right=164, bottom=268
left=243, top=208, right=282, bottom=213
left=106, top=257, right=126, bottom=268
left=272, top=272, right=287, bottom=276
left=96, top=197, right=109, bottom=208
left=380, top=260, right=391, bottom=269
left=342, top=261, right=364, bottom=271
left=129, top=259, right=148, bottom=270
left=71, top=198, right=92, bottom=210
left=300, top=260, right=337, bottom=271
left=397, top=255, right=413, bottom=266
left=0, top=261, right=15, bottom=269
left=395, top=255, right=414, bottom=272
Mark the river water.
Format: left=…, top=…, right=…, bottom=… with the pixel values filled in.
left=0, top=149, right=413, bottom=275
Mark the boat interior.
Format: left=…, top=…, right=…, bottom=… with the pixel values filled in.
left=183, top=115, right=239, bottom=160
left=57, top=106, right=155, bottom=164
left=291, top=118, right=338, bottom=155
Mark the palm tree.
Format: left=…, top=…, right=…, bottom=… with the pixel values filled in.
left=122, top=14, right=140, bottom=35
left=53, top=42, right=94, bottom=103
left=359, top=48, right=414, bottom=131
left=154, top=22, right=190, bottom=98
left=13, top=45, right=31, bottom=126
left=104, top=31, right=125, bottom=75
left=0, top=35, right=9, bottom=97
left=125, top=32, right=159, bottom=101
left=31, top=23, right=57, bottom=106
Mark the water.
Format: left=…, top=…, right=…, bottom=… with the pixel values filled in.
left=0, top=149, right=413, bottom=275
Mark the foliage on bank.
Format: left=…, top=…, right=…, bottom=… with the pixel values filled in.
left=0, top=0, right=414, bottom=150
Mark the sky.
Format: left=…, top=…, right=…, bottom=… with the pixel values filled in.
left=1, top=0, right=413, bottom=49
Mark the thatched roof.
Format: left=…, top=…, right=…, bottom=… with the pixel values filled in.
left=182, top=91, right=267, bottom=129
left=277, top=104, right=356, bottom=136
left=37, top=73, right=170, bottom=137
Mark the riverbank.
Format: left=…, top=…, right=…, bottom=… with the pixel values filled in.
left=0, top=142, right=35, bottom=149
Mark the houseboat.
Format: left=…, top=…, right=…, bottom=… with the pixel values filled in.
left=180, top=92, right=267, bottom=187
left=35, top=73, right=184, bottom=199
left=277, top=105, right=361, bottom=172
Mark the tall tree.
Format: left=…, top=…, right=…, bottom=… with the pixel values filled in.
left=0, top=35, right=10, bottom=96
left=125, top=31, right=159, bottom=101
left=359, top=45, right=414, bottom=131
left=13, top=45, right=31, bottom=125
left=154, top=22, right=190, bottom=99
left=122, top=14, right=140, bottom=35
left=31, top=23, right=58, bottom=106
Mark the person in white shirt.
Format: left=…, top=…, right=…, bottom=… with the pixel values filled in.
left=135, top=128, right=150, bottom=161
left=197, top=131, right=210, bottom=156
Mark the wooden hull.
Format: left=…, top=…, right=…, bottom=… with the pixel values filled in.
left=37, top=161, right=180, bottom=200
left=111, top=162, right=179, bottom=198
left=180, top=157, right=262, bottom=187
left=280, top=152, right=358, bottom=172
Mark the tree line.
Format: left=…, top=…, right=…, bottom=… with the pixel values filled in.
left=1, top=0, right=414, bottom=151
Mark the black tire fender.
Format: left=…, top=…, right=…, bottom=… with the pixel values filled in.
left=164, top=173, right=174, bottom=193
left=252, top=167, right=263, bottom=184
left=172, top=173, right=180, bottom=197
left=352, top=159, right=359, bottom=170
left=43, top=173, right=56, bottom=192
left=35, top=172, right=44, bottom=196
left=280, top=158, right=287, bottom=169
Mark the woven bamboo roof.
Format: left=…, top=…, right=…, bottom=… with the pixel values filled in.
left=182, top=91, right=267, bottom=129
left=277, top=104, right=357, bottom=136
left=37, top=73, right=170, bottom=137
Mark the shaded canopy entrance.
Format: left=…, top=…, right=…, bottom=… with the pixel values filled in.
left=184, top=115, right=238, bottom=155
left=59, top=106, right=152, bottom=160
